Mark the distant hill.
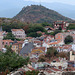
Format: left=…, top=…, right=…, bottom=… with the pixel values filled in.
left=14, top=5, right=74, bottom=23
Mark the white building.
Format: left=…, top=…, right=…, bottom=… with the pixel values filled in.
left=0, top=32, right=3, bottom=51
left=11, top=29, right=26, bottom=39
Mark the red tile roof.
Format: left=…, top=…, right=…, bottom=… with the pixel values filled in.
left=3, top=40, right=13, bottom=42
left=51, top=68, right=60, bottom=71
left=34, top=40, right=41, bottom=43
left=11, top=29, right=24, bottom=32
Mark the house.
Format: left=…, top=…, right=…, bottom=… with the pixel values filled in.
left=30, top=47, right=47, bottom=58
left=42, top=35, right=54, bottom=48
left=12, top=43, right=19, bottom=54
left=50, top=58, right=68, bottom=70
left=2, top=31, right=8, bottom=37
left=11, top=29, right=26, bottom=39
left=55, top=30, right=75, bottom=44
left=72, top=44, right=75, bottom=51
left=37, top=31, right=45, bottom=35
left=54, top=21, right=69, bottom=31
left=26, top=37, right=34, bottom=42
left=48, top=41, right=64, bottom=47
left=56, top=45, right=72, bottom=52
left=3, top=40, right=14, bottom=47
left=30, top=49, right=44, bottom=58
left=44, top=35, right=54, bottom=43
left=11, top=41, right=23, bottom=54
left=45, top=26, right=54, bottom=33
left=20, top=42, right=34, bottom=57
left=68, top=61, right=75, bottom=67
left=33, top=40, right=42, bottom=47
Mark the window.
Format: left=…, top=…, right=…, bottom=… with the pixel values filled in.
left=2, top=42, right=4, bottom=45
left=6, top=42, right=8, bottom=45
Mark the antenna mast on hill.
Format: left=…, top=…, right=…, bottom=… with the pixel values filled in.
left=40, top=0, right=41, bottom=5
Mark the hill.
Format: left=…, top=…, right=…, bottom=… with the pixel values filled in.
left=14, top=5, right=74, bottom=23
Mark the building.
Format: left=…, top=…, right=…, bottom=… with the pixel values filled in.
left=51, top=58, right=68, bottom=70
left=54, top=21, right=69, bottom=31
left=20, top=42, right=34, bottom=57
left=70, top=51, right=75, bottom=61
left=0, top=26, right=3, bottom=51
left=55, top=31, right=75, bottom=44
left=30, top=47, right=47, bottom=58
left=33, top=40, right=42, bottom=47
left=3, top=40, right=14, bottom=48
left=45, top=26, right=54, bottom=33
left=11, top=29, right=26, bottom=39
left=11, top=41, right=23, bottom=54
left=56, top=45, right=72, bottom=52
left=0, top=32, right=3, bottom=51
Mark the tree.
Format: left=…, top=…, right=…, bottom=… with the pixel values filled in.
left=23, top=25, right=29, bottom=33
left=67, top=24, right=75, bottom=30
left=25, top=70, right=39, bottom=75
left=46, top=47, right=58, bottom=59
left=58, top=52, right=68, bottom=59
left=64, top=35, right=73, bottom=44
left=3, top=32, right=15, bottom=40
left=49, top=29, right=61, bottom=36
left=42, top=22, right=52, bottom=27
left=3, top=32, right=21, bottom=41
left=27, top=24, right=46, bottom=37
left=0, top=49, right=29, bottom=72
left=59, top=26, right=62, bottom=30
left=38, top=55, right=46, bottom=62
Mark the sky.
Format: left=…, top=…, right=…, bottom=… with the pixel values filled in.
left=0, top=0, right=75, bottom=5
left=0, top=0, right=75, bottom=18
left=24, top=0, right=75, bottom=5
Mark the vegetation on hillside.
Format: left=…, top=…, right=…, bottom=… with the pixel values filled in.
left=0, top=17, right=75, bottom=38
left=0, top=18, right=51, bottom=37
left=67, top=23, right=75, bottom=30
left=14, top=5, right=74, bottom=23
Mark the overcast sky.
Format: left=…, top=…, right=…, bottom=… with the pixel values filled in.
left=0, top=0, right=75, bottom=18
left=0, top=0, right=75, bottom=6
left=24, top=0, right=75, bottom=5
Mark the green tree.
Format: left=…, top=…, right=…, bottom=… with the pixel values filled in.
left=25, top=70, right=39, bottom=75
left=27, top=24, right=45, bottom=37
left=64, top=35, right=73, bottom=44
left=46, top=47, right=58, bottom=59
left=38, top=55, right=46, bottom=62
left=49, top=29, right=61, bottom=36
left=3, top=32, right=21, bottom=41
left=0, top=49, right=29, bottom=72
left=67, top=24, right=75, bottom=30
left=3, top=32, right=15, bottom=40
left=42, top=22, right=52, bottom=27
left=59, top=26, right=62, bottom=30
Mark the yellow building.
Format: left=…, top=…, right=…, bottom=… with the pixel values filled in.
left=11, top=42, right=23, bottom=54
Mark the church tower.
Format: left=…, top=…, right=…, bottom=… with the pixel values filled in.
left=0, top=26, right=3, bottom=51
